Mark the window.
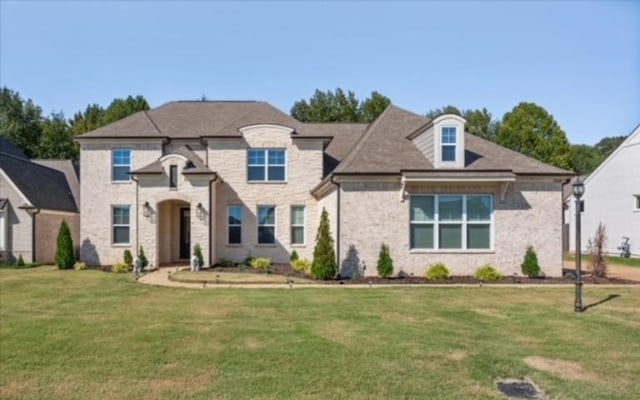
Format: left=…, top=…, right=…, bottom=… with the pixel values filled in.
left=112, top=206, right=130, bottom=244
left=248, top=149, right=286, bottom=182
left=291, top=206, right=305, bottom=245
left=257, top=206, right=276, bottom=244
left=169, top=165, right=178, bottom=188
left=441, top=127, right=456, bottom=162
left=635, top=195, right=640, bottom=210
left=410, top=194, right=492, bottom=250
left=112, top=149, right=131, bottom=182
left=0, top=209, right=6, bottom=252
left=228, top=206, right=242, bottom=244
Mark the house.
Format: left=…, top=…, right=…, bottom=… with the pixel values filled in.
left=0, top=137, right=80, bottom=263
left=76, top=101, right=572, bottom=276
left=567, top=124, right=640, bottom=257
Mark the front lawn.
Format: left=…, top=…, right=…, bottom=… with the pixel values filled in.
left=565, top=253, right=640, bottom=268
left=171, top=270, right=316, bottom=284
left=1, top=266, right=639, bottom=399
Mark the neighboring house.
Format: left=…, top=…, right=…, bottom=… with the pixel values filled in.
left=0, top=138, right=80, bottom=263
left=567, top=124, right=640, bottom=257
left=76, top=101, right=572, bottom=276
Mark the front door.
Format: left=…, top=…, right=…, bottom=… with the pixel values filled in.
left=179, top=207, right=190, bottom=259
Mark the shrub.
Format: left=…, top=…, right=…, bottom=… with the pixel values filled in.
left=521, top=245, right=541, bottom=277
left=112, top=262, right=130, bottom=273
left=139, top=246, right=149, bottom=269
left=311, top=208, right=337, bottom=280
left=475, top=265, right=502, bottom=282
left=55, top=220, right=75, bottom=269
left=376, top=243, right=394, bottom=278
left=17, top=255, right=25, bottom=267
left=292, top=258, right=312, bottom=273
left=74, top=262, right=87, bottom=270
left=587, top=222, right=608, bottom=278
left=193, top=244, right=204, bottom=268
left=290, top=250, right=299, bottom=262
left=243, top=255, right=255, bottom=267
left=250, top=257, right=271, bottom=271
left=218, top=258, right=234, bottom=268
left=123, top=249, right=133, bottom=268
left=425, top=263, right=450, bottom=281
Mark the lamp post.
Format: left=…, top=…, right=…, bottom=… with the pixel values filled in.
left=573, top=178, right=585, bottom=312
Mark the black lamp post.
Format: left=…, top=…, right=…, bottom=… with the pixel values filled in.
left=573, top=178, right=585, bottom=312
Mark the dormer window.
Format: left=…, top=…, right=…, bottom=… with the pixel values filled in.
left=442, top=127, right=457, bottom=162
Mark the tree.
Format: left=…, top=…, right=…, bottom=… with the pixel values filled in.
left=376, top=243, right=394, bottom=278
left=123, top=249, right=133, bottom=268
left=496, top=102, right=573, bottom=170
left=0, top=87, right=43, bottom=158
left=571, top=144, right=602, bottom=175
left=70, top=95, right=149, bottom=136
left=426, top=105, right=499, bottom=141
left=55, top=220, right=75, bottom=269
left=425, top=105, right=461, bottom=118
left=594, top=135, right=627, bottom=159
left=311, top=208, right=337, bottom=280
left=38, top=112, right=78, bottom=159
left=139, top=246, right=149, bottom=269
left=70, top=104, right=104, bottom=136
left=520, top=245, right=541, bottom=278
left=193, top=244, right=204, bottom=268
left=290, top=88, right=390, bottom=123
left=587, top=223, right=607, bottom=278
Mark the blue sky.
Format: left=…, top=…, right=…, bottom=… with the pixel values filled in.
left=1, top=1, right=638, bottom=144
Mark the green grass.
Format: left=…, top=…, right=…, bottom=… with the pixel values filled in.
left=171, top=270, right=316, bottom=284
left=565, top=253, right=640, bottom=268
left=1, top=266, right=639, bottom=399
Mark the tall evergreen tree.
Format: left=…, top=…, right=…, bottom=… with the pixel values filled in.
left=311, top=208, right=337, bottom=280
left=291, top=88, right=390, bottom=123
left=39, top=112, right=78, bottom=159
left=55, top=220, right=75, bottom=269
left=0, top=87, right=43, bottom=158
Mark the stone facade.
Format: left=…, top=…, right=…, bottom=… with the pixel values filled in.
left=338, top=179, right=564, bottom=277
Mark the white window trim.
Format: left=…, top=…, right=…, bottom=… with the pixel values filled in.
left=0, top=209, right=6, bottom=252
left=111, top=205, right=131, bottom=246
left=169, top=165, right=178, bottom=189
left=227, top=205, right=243, bottom=245
left=247, top=149, right=287, bottom=183
left=409, top=194, right=494, bottom=252
left=112, top=148, right=132, bottom=183
left=634, top=194, right=640, bottom=211
left=257, top=205, right=276, bottom=245
left=441, top=127, right=457, bottom=163
left=291, top=205, right=306, bottom=246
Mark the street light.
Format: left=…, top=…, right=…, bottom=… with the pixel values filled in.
left=573, top=177, right=585, bottom=312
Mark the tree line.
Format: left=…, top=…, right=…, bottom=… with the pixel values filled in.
left=0, top=86, right=626, bottom=174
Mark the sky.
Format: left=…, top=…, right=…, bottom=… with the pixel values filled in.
left=1, top=1, right=638, bottom=145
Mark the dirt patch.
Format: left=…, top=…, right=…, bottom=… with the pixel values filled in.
left=524, top=356, right=599, bottom=381
left=473, top=308, right=507, bottom=319
left=241, top=338, right=264, bottom=349
left=447, top=350, right=468, bottom=361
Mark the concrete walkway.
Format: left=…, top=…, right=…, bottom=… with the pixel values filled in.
left=138, top=267, right=639, bottom=290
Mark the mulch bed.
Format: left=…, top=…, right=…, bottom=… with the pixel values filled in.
left=205, top=264, right=639, bottom=285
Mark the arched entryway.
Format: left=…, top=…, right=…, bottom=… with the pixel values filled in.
left=156, top=199, right=190, bottom=265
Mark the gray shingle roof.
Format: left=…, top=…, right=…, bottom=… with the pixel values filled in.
left=0, top=153, right=78, bottom=212
left=0, top=137, right=28, bottom=159
left=131, top=145, right=215, bottom=175
left=32, top=160, right=80, bottom=207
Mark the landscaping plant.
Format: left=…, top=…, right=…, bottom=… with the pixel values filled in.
left=138, top=246, right=149, bottom=270
left=16, top=254, right=25, bottom=267
left=218, top=258, right=234, bottom=268
left=311, top=208, right=337, bottom=280
left=55, top=220, right=75, bottom=269
left=250, top=257, right=271, bottom=271
left=588, top=222, right=608, bottom=277
left=376, top=243, right=394, bottom=278
left=194, top=244, right=204, bottom=268
left=73, top=262, right=87, bottom=270
left=291, top=258, right=312, bottom=274
left=123, top=249, right=133, bottom=268
left=425, top=263, right=450, bottom=281
left=475, top=265, right=502, bottom=282
left=521, top=245, right=541, bottom=277
left=112, top=262, right=130, bottom=273
left=290, top=250, right=299, bottom=263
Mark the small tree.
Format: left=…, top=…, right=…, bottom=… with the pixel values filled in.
left=123, top=249, right=133, bottom=268
left=194, top=243, right=204, bottom=268
left=290, top=250, right=299, bottom=262
left=376, top=243, right=394, bottom=278
left=139, top=246, right=149, bottom=269
left=588, top=222, right=607, bottom=278
left=55, top=220, right=75, bottom=269
left=17, top=254, right=25, bottom=267
left=311, top=208, right=337, bottom=280
left=521, top=245, right=541, bottom=277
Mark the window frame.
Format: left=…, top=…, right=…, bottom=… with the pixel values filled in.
left=111, top=205, right=131, bottom=246
left=409, top=194, right=493, bottom=251
left=112, top=148, right=132, bottom=183
left=290, top=205, right=306, bottom=246
left=634, top=195, right=640, bottom=211
left=0, top=209, right=6, bottom=252
left=247, top=149, right=287, bottom=183
left=227, top=205, right=243, bottom=245
left=441, top=127, right=457, bottom=163
left=257, top=205, right=276, bottom=245
left=169, top=165, right=178, bottom=188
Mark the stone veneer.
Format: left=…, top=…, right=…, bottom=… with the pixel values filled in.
left=338, top=179, right=564, bottom=277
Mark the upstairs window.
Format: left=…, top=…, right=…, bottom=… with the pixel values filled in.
left=441, top=127, right=456, bottom=162
left=248, top=149, right=286, bottom=182
left=112, top=149, right=131, bottom=182
left=169, top=165, right=178, bottom=188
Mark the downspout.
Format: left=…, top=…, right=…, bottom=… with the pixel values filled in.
left=330, top=175, right=341, bottom=268
left=131, top=175, right=140, bottom=256
left=31, top=208, right=40, bottom=263
left=208, top=174, right=218, bottom=268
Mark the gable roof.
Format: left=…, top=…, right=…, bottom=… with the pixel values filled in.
left=0, top=153, right=78, bottom=212
left=131, top=145, right=215, bottom=176
left=32, top=159, right=80, bottom=206
left=583, top=123, right=640, bottom=185
left=333, top=105, right=572, bottom=176
left=0, top=137, right=28, bottom=159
